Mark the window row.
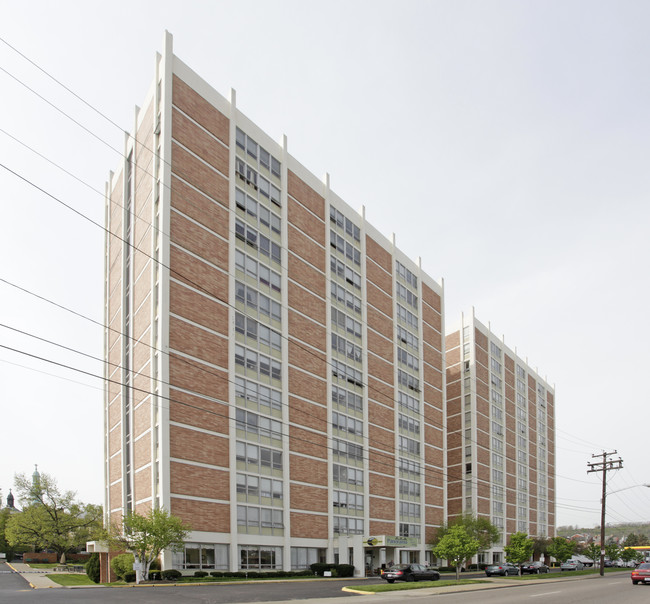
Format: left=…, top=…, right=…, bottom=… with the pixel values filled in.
left=235, top=188, right=282, bottom=234
left=237, top=505, right=283, bottom=531
left=331, top=333, right=362, bottom=364
left=235, top=250, right=281, bottom=293
left=331, top=307, right=362, bottom=339
left=396, top=260, right=418, bottom=289
left=398, top=347, right=419, bottom=372
left=490, top=357, right=502, bottom=375
left=398, top=369, right=420, bottom=393
left=491, top=390, right=503, bottom=405
left=333, top=516, right=364, bottom=535
left=236, top=441, right=283, bottom=471
left=330, top=256, right=361, bottom=289
left=236, top=408, right=282, bottom=443
left=235, top=158, right=281, bottom=205
left=236, top=127, right=282, bottom=178
left=235, top=218, right=281, bottom=265
left=235, top=281, right=281, bottom=323
left=331, top=282, right=361, bottom=315
left=333, top=463, right=364, bottom=487
left=332, top=385, right=363, bottom=414
left=235, top=313, right=282, bottom=352
left=490, top=341, right=502, bottom=358
left=330, top=229, right=360, bottom=265
left=399, top=523, right=421, bottom=538
left=330, top=206, right=361, bottom=242
left=491, top=373, right=502, bottom=389
left=235, top=378, right=282, bottom=418
left=398, top=391, right=420, bottom=414
left=399, top=413, right=420, bottom=435
left=333, top=490, right=364, bottom=511
left=333, top=438, right=364, bottom=462
left=240, top=546, right=282, bottom=570
left=332, top=411, right=363, bottom=437
left=399, top=501, right=420, bottom=518
left=396, top=282, right=418, bottom=309
left=176, top=543, right=229, bottom=570
left=397, top=303, right=418, bottom=330
left=397, top=325, right=419, bottom=351
left=399, top=479, right=421, bottom=498
left=236, top=473, right=283, bottom=502
left=235, top=344, right=282, bottom=382
left=399, top=436, right=420, bottom=456
left=399, top=458, right=421, bottom=478
left=332, top=359, right=364, bottom=388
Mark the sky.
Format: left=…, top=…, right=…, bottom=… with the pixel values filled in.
left=1, top=0, right=649, bottom=530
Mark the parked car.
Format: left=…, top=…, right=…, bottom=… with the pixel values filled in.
left=381, top=564, right=440, bottom=583
left=520, top=561, right=549, bottom=574
left=561, top=560, right=584, bottom=571
left=485, top=562, right=519, bottom=576
left=631, top=562, right=650, bottom=584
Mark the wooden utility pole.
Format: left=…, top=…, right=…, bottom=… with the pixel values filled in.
left=587, top=451, right=623, bottom=577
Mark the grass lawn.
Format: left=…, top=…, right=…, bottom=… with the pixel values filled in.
left=46, top=574, right=96, bottom=586
left=27, top=564, right=60, bottom=569
left=349, top=579, right=491, bottom=593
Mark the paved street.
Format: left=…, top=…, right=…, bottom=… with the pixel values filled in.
left=0, top=563, right=639, bottom=604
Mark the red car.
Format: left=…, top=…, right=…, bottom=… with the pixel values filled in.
left=631, top=562, right=650, bottom=584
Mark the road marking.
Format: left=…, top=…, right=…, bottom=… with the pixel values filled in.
left=529, top=592, right=561, bottom=597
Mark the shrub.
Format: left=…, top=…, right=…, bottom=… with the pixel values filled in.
left=111, top=553, right=135, bottom=580
left=194, top=571, right=208, bottom=578
left=162, top=569, right=182, bottom=580
left=85, top=553, right=100, bottom=584
left=337, top=564, right=354, bottom=577
left=124, top=571, right=136, bottom=583
left=210, top=571, right=224, bottom=577
left=149, top=571, right=162, bottom=580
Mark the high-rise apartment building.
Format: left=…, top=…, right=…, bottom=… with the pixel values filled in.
left=445, top=314, right=555, bottom=563
left=104, top=33, right=446, bottom=575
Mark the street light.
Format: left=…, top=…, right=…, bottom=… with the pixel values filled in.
left=599, top=483, right=650, bottom=576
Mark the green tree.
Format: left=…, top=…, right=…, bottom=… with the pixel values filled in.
left=6, top=473, right=102, bottom=562
left=533, top=536, right=551, bottom=560
left=620, top=547, right=642, bottom=566
left=431, top=514, right=500, bottom=565
left=433, top=525, right=480, bottom=581
left=504, top=532, right=534, bottom=572
left=584, top=542, right=601, bottom=566
left=85, top=553, right=101, bottom=583
left=625, top=533, right=649, bottom=547
left=605, top=543, right=621, bottom=563
left=108, top=508, right=189, bottom=581
left=546, top=537, right=576, bottom=564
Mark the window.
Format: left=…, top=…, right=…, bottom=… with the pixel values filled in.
left=329, top=206, right=360, bottom=242
left=492, top=453, right=503, bottom=467
left=399, top=479, right=420, bottom=498
left=332, top=359, right=364, bottom=388
left=399, top=436, right=420, bottom=456
left=333, top=464, right=364, bottom=487
left=236, top=441, right=282, bottom=472
left=236, top=128, right=282, bottom=184
left=490, top=342, right=502, bottom=358
left=490, top=357, right=502, bottom=374
left=396, top=304, right=418, bottom=330
left=235, top=281, right=281, bottom=323
left=236, top=474, right=283, bottom=503
left=331, top=333, right=362, bottom=363
left=330, top=229, right=361, bottom=265
left=492, top=469, right=503, bottom=483
left=398, top=347, right=419, bottom=372
left=333, top=490, right=364, bottom=511
left=331, top=307, right=362, bottom=339
left=235, top=250, right=281, bottom=293
left=398, top=391, right=420, bottom=413
left=239, top=545, right=282, bottom=570
left=399, top=501, right=420, bottom=518
left=399, top=458, right=421, bottom=478
left=235, top=189, right=282, bottom=234
left=333, top=438, right=364, bottom=463
left=333, top=516, right=363, bottom=535
left=396, top=260, right=418, bottom=288
left=492, top=405, right=503, bottom=421
left=491, top=390, right=503, bottom=405
left=516, top=365, right=526, bottom=379
left=331, top=282, right=361, bottom=315
left=235, top=377, right=282, bottom=414
left=398, top=370, right=420, bottom=393
left=332, top=411, right=363, bottom=436
left=181, top=543, right=228, bottom=570
left=517, top=378, right=526, bottom=393
left=236, top=408, right=282, bottom=444
left=399, top=414, right=420, bottom=435
left=235, top=218, right=281, bottom=265
left=235, top=313, right=282, bottom=352
left=331, top=385, right=363, bottom=414
left=331, top=257, right=361, bottom=289
left=491, top=373, right=502, bottom=389
left=291, top=547, right=325, bottom=570
left=396, top=282, right=418, bottom=309
left=234, top=344, right=282, bottom=383
left=397, top=325, right=419, bottom=351
left=399, top=523, right=421, bottom=538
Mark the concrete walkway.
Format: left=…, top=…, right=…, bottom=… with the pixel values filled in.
left=7, top=562, right=62, bottom=589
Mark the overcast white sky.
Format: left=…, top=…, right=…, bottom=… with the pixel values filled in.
left=1, top=0, right=649, bottom=530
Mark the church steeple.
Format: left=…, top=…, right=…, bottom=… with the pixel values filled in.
left=31, top=464, right=42, bottom=505
left=7, top=489, right=15, bottom=509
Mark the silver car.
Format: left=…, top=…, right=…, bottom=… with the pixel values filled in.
left=561, top=559, right=584, bottom=571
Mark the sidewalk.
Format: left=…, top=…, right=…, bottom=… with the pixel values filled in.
left=7, top=562, right=61, bottom=589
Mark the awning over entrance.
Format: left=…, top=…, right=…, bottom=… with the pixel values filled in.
left=364, top=535, right=419, bottom=548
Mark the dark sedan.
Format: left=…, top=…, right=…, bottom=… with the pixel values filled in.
left=520, top=561, right=549, bottom=574
left=381, top=563, right=440, bottom=583
left=485, top=562, right=519, bottom=576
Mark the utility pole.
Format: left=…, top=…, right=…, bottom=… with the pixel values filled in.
left=587, top=451, right=623, bottom=577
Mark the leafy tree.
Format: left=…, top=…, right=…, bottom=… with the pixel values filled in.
left=433, top=525, right=480, bottom=581
left=6, top=473, right=102, bottom=562
left=620, top=548, right=644, bottom=566
left=625, top=533, right=650, bottom=547
left=532, top=537, right=550, bottom=562
left=504, top=532, right=534, bottom=571
left=605, top=543, right=621, bottom=563
left=110, top=553, right=135, bottom=580
left=108, top=508, right=189, bottom=581
left=546, top=537, right=576, bottom=564
left=431, top=513, right=500, bottom=563
left=584, top=542, right=601, bottom=566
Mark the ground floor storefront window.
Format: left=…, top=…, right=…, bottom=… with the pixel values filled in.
left=175, top=543, right=229, bottom=570
left=291, top=547, right=326, bottom=569
left=240, top=545, right=283, bottom=570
